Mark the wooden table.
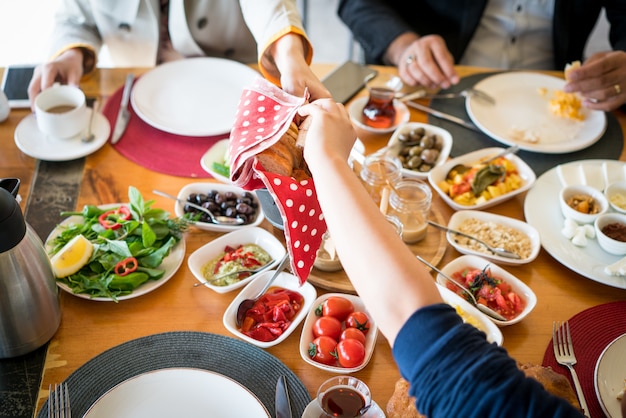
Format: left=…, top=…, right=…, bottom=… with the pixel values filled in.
left=2, top=65, right=626, bottom=416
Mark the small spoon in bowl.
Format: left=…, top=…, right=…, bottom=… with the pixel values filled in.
left=82, top=99, right=99, bottom=143
left=153, top=190, right=245, bottom=226
left=416, top=256, right=507, bottom=322
left=193, top=260, right=275, bottom=288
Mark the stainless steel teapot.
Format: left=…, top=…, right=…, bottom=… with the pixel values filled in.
left=0, top=178, right=61, bottom=358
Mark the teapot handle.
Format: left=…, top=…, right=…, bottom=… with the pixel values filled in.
left=0, top=178, right=20, bottom=198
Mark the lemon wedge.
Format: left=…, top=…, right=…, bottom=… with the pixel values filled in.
left=50, top=234, right=94, bottom=278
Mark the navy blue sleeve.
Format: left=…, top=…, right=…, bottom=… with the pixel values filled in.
left=392, top=304, right=584, bottom=418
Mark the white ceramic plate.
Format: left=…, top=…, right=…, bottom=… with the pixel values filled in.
left=83, top=368, right=269, bottom=417
left=131, top=58, right=259, bottom=136
left=188, top=226, right=286, bottom=293
left=383, top=121, right=453, bottom=179
left=223, top=270, right=316, bottom=348
left=428, top=147, right=536, bottom=211
left=299, top=293, right=378, bottom=373
left=14, top=111, right=110, bottom=161
left=302, top=399, right=385, bottom=418
left=200, top=139, right=231, bottom=183
left=466, top=72, right=607, bottom=154
left=594, top=333, right=626, bottom=418
left=437, top=255, right=537, bottom=326
left=175, top=182, right=264, bottom=232
left=436, top=283, right=503, bottom=345
left=446, top=210, right=541, bottom=265
left=524, top=160, right=626, bottom=289
left=348, top=96, right=410, bottom=134
left=45, top=204, right=185, bottom=302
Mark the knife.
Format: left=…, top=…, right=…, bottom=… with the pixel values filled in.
left=405, top=100, right=482, bottom=133
left=275, top=375, right=292, bottom=418
left=111, top=73, right=135, bottom=144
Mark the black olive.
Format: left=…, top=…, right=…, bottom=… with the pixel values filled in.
left=421, top=148, right=440, bottom=164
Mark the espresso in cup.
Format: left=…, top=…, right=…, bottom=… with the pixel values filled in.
left=35, top=85, right=87, bottom=139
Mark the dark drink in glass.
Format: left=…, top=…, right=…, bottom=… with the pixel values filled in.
left=316, top=376, right=372, bottom=418
left=362, top=86, right=396, bottom=129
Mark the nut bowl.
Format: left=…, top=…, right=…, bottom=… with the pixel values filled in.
left=223, top=270, right=316, bottom=348
left=605, top=180, right=626, bottom=214
left=428, top=147, right=536, bottom=211
left=594, top=212, right=626, bottom=255
left=446, top=210, right=541, bottom=265
left=187, top=226, right=286, bottom=293
left=175, top=182, right=264, bottom=232
left=385, top=122, right=453, bottom=179
left=437, top=255, right=537, bottom=326
left=559, top=184, right=609, bottom=224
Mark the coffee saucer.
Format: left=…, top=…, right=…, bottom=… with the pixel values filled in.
left=348, top=96, right=410, bottom=134
left=301, top=399, right=386, bottom=418
left=14, top=111, right=110, bottom=161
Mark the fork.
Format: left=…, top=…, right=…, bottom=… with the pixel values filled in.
left=48, top=382, right=71, bottom=418
left=399, top=87, right=496, bottom=105
left=553, top=321, right=590, bottom=417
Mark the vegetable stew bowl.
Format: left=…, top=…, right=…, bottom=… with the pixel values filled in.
left=223, top=270, right=317, bottom=348
left=187, top=226, right=286, bottom=294
left=428, top=147, right=536, bottom=211
left=437, top=255, right=537, bottom=326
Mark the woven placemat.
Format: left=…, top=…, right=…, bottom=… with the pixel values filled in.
left=542, top=301, right=626, bottom=418
left=428, top=72, right=624, bottom=177
left=37, top=331, right=311, bottom=417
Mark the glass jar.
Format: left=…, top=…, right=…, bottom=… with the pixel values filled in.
left=359, top=153, right=402, bottom=206
left=388, top=179, right=432, bottom=243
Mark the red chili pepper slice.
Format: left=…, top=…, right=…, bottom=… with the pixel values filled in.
left=98, top=205, right=132, bottom=230
left=114, top=257, right=138, bottom=276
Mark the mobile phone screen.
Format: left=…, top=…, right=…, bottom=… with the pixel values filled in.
left=1, top=66, right=35, bottom=108
left=322, top=61, right=377, bottom=104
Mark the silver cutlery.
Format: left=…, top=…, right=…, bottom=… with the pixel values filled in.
left=48, top=382, right=71, bottom=418
left=192, top=260, right=276, bottom=287
left=426, top=220, right=521, bottom=260
left=275, top=375, right=293, bottom=418
left=404, top=100, right=483, bottom=133
left=416, top=255, right=507, bottom=321
left=153, top=189, right=244, bottom=226
left=81, top=99, right=99, bottom=143
left=419, top=88, right=496, bottom=106
left=553, top=321, right=590, bottom=417
left=111, top=73, right=134, bottom=144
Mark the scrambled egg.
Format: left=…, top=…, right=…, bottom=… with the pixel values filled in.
left=454, top=305, right=487, bottom=334
left=549, top=90, right=585, bottom=121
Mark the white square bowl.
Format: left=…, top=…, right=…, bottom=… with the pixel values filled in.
left=223, top=270, right=317, bottom=348
left=175, top=182, right=264, bottom=232
left=299, top=293, right=378, bottom=374
left=437, top=254, right=537, bottom=326
left=446, top=210, right=541, bottom=265
left=436, top=283, right=503, bottom=345
left=385, top=121, right=453, bottom=179
left=188, top=226, right=286, bottom=293
left=428, top=147, right=536, bottom=211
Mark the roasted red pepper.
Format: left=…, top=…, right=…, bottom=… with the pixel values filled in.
left=98, top=205, right=132, bottom=230
left=240, top=288, right=304, bottom=342
left=114, top=257, right=138, bottom=276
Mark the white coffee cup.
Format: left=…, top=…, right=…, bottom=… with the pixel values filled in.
left=0, top=90, right=9, bottom=123
left=34, top=84, right=87, bottom=139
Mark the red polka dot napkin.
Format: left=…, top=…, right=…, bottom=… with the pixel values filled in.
left=228, top=77, right=326, bottom=284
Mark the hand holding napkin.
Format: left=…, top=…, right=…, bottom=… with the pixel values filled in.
left=229, top=77, right=326, bottom=284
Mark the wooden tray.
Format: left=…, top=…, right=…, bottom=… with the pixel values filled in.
left=308, top=207, right=448, bottom=294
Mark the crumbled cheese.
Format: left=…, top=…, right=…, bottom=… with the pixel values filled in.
left=561, top=218, right=594, bottom=247
left=455, top=218, right=532, bottom=259
left=548, top=90, right=585, bottom=121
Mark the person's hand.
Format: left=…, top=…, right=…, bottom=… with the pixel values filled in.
left=27, top=48, right=84, bottom=111
left=297, top=98, right=357, bottom=169
left=279, top=62, right=331, bottom=101
left=398, top=35, right=459, bottom=89
left=564, top=50, right=626, bottom=112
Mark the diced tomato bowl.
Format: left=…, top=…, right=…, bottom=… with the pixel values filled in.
left=437, top=255, right=537, bottom=326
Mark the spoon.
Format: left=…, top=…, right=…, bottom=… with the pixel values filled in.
left=193, top=260, right=275, bottom=287
left=152, top=190, right=245, bottom=225
left=427, top=220, right=521, bottom=260
left=448, top=144, right=520, bottom=176
left=82, top=99, right=99, bottom=143
left=415, top=255, right=507, bottom=322
left=236, top=253, right=290, bottom=327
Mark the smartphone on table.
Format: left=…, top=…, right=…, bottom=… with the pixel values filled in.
left=322, top=61, right=378, bottom=104
left=1, top=65, right=35, bottom=108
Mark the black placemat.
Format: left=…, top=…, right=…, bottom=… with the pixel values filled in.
left=37, top=331, right=311, bottom=417
left=427, top=72, right=624, bottom=177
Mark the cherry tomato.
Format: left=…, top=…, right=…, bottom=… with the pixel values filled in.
left=308, top=336, right=337, bottom=366
left=318, top=296, right=355, bottom=322
left=345, top=311, right=370, bottom=334
left=336, top=338, right=366, bottom=368
left=340, top=327, right=366, bottom=345
left=313, top=316, right=343, bottom=341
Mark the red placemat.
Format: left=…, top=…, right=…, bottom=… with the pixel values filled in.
left=542, top=301, right=626, bottom=418
left=102, top=80, right=225, bottom=178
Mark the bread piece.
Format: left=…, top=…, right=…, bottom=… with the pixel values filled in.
left=564, top=61, right=581, bottom=82
left=256, top=121, right=310, bottom=179
left=518, top=362, right=581, bottom=410
left=386, top=378, right=425, bottom=418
